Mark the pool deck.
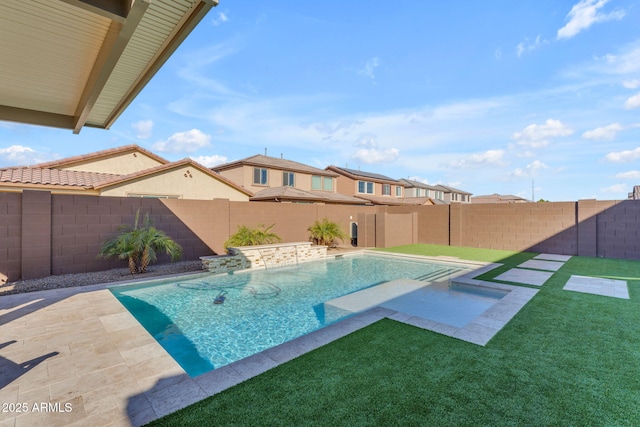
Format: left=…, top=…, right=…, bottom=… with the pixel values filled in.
left=0, top=252, right=584, bottom=426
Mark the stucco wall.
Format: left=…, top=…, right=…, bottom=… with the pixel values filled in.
left=100, top=165, right=249, bottom=201
left=64, top=151, right=163, bottom=175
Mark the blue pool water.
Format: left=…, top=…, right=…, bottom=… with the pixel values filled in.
left=110, top=254, right=493, bottom=377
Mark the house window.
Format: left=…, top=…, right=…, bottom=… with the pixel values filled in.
left=253, top=167, right=268, bottom=185
left=312, top=176, right=334, bottom=191
left=382, top=184, right=391, bottom=196
left=282, top=171, right=295, bottom=187
left=312, top=175, right=322, bottom=190
left=395, top=186, right=402, bottom=197
left=435, top=191, right=443, bottom=200
left=323, top=177, right=333, bottom=191
left=452, top=193, right=458, bottom=201
left=358, top=181, right=374, bottom=194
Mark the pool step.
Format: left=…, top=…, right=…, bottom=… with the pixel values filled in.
left=415, top=267, right=465, bottom=282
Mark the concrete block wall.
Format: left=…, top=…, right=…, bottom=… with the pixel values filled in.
left=595, top=200, right=640, bottom=259
left=0, top=193, right=22, bottom=283
left=4, top=190, right=640, bottom=282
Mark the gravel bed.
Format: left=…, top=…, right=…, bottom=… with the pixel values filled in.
left=0, top=260, right=204, bottom=296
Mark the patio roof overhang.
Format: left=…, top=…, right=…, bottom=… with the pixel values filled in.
left=0, top=0, right=216, bottom=133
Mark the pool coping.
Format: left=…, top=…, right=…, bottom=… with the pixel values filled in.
left=0, top=252, right=537, bottom=426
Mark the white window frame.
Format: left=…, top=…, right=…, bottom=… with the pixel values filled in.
left=282, top=171, right=295, bottom=187
left=253, top=167, right=268, bottom=185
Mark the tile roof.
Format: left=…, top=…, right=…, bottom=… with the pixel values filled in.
left=326, top=166, right=398, bottom=183
left=433, top=184, right=472, bottom=195
left=250, top=186, right=367, bottom=204
left=0, top=167, right=120, bottom=188
left=398, top=178, right=440, bottom=190
left=471, top=194, right=531, bottom=203
left=35, top=144, right=169, bottom=169
left=1, top=158, right=254, bottom=196
left=353, top=195, right=434, bottom=206
left=214, top=154, right=338, bottom=177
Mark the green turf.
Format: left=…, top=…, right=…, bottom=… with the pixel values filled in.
left=148, top=244, right=640, bottom=426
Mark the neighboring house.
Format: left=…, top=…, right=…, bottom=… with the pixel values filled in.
left=0, top=145, right=252, bottom=201
left=213, top=154, right=364, bottom=204
left=398, top=179, right=447, bottom=204
left=471, top=194, right=531, bottom=204
left=628, top=186, right=640, bottom=200
left=433, top=184, right=472, bottom=203
left=326, top=166, right=432, bottom=206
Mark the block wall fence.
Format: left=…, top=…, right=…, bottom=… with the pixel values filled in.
left=1, top=190, right=639, bottom=282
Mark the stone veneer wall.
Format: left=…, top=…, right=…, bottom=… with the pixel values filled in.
left=200, top=242, right=327, bottom=273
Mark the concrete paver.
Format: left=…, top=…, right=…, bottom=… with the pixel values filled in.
left=564, top=275, right=629, bottom=299
left=494, top=268, right=554, bottom=286
left=518, top=259, right=565, bottom=271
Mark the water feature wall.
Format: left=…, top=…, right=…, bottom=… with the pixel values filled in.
left=200, top=242, right=327, bottom=273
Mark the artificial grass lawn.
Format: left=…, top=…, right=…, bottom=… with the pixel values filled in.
left=149, top=244, right=640, bottom=426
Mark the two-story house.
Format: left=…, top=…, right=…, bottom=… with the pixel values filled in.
left=398, top=179, right=473, bottom=204
left=326, top=166, right=433, bottom=205
left=398, top=179, right=447, bottom=204
left=212, top=155, right=365, bottom=204
left=434, top=184, right=472, bottom=203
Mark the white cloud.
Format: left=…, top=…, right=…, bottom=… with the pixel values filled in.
left=623, top=79, right=640, bottom=89
left=190, top=155, right=228, bottom=167
left=358, top=57, right=380, bottom=81
left=615, top=171, right=640, bottom=180
left=212, top=12, right=228, bottom=26
left=0, top=145, right=35, bottom=161
left=351, top=147, right=399, bottom=164
left=601, top=183, right=627, bottom=193
left=604, top=147, right=640, bottom=162
left=152, top=129, right=211, bottom=153
left=581, top=123, right=622, bottom=141
left=349, top=134, right=399, bottom=164
left=448, top=149, right=505, bottom=169
left=516, top=35, right=548, bottom=58
left=494, top=48, right=502, bottom=60
left=512, top=119, right=573, bottom=147
left=511, top=160, right=549, bottom=178
left=557, top=0, right=625, bottom=40
left=132, top=120, right=153, bottom=139
left=624, top=91, right=640, bottom=109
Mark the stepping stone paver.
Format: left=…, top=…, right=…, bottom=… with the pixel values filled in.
left=564, top=275, right=629, bottom=299
left=518, top=259, right=564, bottom=271
left=494, top=268, right=553, bottom=286
left=533, top=253, right=572, bottom=262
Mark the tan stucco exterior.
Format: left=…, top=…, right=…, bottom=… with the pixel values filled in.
left=218, top=165, right=335, bottom=194
left=62, top=152, right=165, bottom=175
left=100, top=165, right=250, bottom=201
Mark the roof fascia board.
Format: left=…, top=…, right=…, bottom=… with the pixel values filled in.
left=102, top=0, right=217, bottom=129
left=73, top=0, right=150, bottom=133
left=0, top=105, right=75, bottom=130
left=58, top=0, right=130, bottom=23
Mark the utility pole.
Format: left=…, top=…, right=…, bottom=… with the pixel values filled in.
left=532, top=179, right=535, bottom=202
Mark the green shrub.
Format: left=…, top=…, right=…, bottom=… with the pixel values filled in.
left=224, top=224, right=282, bottom=249
left=98, top=210, right=182, bottom=274
left=308, top=218, right=347, bottom=247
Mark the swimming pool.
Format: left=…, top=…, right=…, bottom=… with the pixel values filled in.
left=110, top=253, right=490, bottom=377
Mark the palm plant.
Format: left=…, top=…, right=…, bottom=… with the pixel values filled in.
left=308, top=218, right=347, bottom=247
left=224, top=224, right=282, bottom=249
left=98, top=210, right=182, bottom=274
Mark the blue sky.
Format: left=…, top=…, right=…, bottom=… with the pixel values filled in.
left=2, top=0, right=640, bottom=201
